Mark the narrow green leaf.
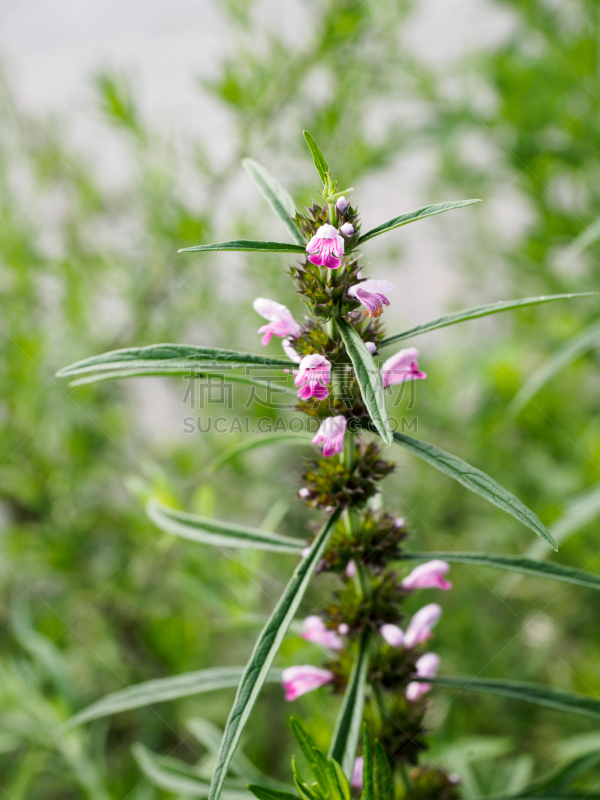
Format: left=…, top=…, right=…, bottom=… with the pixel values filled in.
left=147, top=498, right=305, bottom=554
left=62, top=666, right=282, bottom=731
left=384, top=430, right=556, bottom=550
left=290, top=719, right=331, bottom=792
left=57, top=343, right=293, bottom=381
left=423, top=676, right=600, bottom=720
left=178, top=240, right=305, bottom=254
left=358, top=200, right=481, bottom=244
left=210, top=433, right=313, bottom=472
left=329, top=630, right=370, bottom=777
left=133, top=743, right=252, bottom=799
left=248, top=787, right=299, bottom=800
left=242, top=159, right=304, bottom=245
left=68, top=370, right=294, bottom=392
left=337, top=319, right=392, bottom=445
left=330, top=761, right=351, bottom=800
left=361, top=726, right=373, bottom=800
left=373, top=742, right=394, bottom=800
left=208, top=510, right=342, bottom=800
left=509, top=319, right=600, bottom=416
left=380, top=293, right=599, bottom=348
left=400, top=551, right=600, bottom=591
left=303, top=131, right=329, bottom=185
left=519, top=751, right=600, bottom=796
left=560, top=215, right=600, bottom=265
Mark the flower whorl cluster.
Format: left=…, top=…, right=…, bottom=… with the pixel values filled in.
left=250, top=171, right=453, bottom=791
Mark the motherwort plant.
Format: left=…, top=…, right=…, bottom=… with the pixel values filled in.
left=58, top=133, right=600, bottom=799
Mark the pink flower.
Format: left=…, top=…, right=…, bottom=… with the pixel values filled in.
left=401, top=560, right=452, bottom=591
left=404, top=603, right=442, bottom=648
left=306, top=224, right=345, bottom=269
left=301, top=616, right=343, bottom=650
left=380, top=623, right=404, bottom=647
left=338, top=623, right=349, bottom=635
left=406, top=652, right=440, bottom=701
left=282, top=665, right=334, bottom=701
left=351, top=757, right=364, bottom=789
left=294, top=354, right=331, bottom=401
left=381, top=347, right=426, bottom=388
left=312, top=415, right=347, bottom=457
left=253, top=298, right=301, bottom=346
left=346, top=559, right=357, bottom=579
left=336, top=196, right=349, bottom=214
left=298, top=488, right=311, bottom=499
left=348, top=279, right=395, bottom=318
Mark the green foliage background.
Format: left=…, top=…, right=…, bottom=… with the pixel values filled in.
left=1, top=0, right=600, bottom=796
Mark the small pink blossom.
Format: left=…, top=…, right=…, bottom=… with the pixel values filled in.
left=306, top=224, right=345, bottom=269
left=294, top=354, right=331, bottom=401
left=253, top=298, right=301, bottom=346
left=336, top=196, right=349, bottom=214
left=301, top=616, right=343, bottom=650
left=406, top=652, right=440, bottom=701
left=366, top=342, right=377, bottom=354
left=351, top=757, right=364, bottom=789
left=312, top=415, right=347, bottom=457
left=340, top=222, right=354, bottom=236
left=381, top=347, right=426, bottom=389
left=346, top=559, right=357, bottom=579
left=338, top=623, right=349, bottom=635
left=348, top=279, right=395, bottom=318
left=298, top=488, right=311, bottom=499
left=401, top=560, right=452, bottom=591
left=404, top=603, right=442, bottom=649
left=282, top=665, right=334, bottom=701
left=380, top=623, right=404, bottom=647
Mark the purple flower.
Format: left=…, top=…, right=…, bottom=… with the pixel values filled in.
left=306, top=224, right=345, bottom=269
left=294, top=354, right=331, bottom=401
left=336, top=196, right=349, bottom=214
left=351, top=757, right=364, bottom=789
left=366, top=342, right=377, bottom=355
left=301, top=616, right=343, bottom=650
left=338, top=623, right=350, bottom=635
left=348, top=279, right=395, bottom=318
left=346, top=559, right=357, bottom=579
left=381, top=347, right=426, bottom=389
left=406, top=652, right=440, bottom=701
left=404, top=603, right=442, bottom=648
left=298, top=488, right=311, bottom=499
left=340, top=222, right=355, bottom=236
left=312, top=415, right=347, bottom=457
left=282, top=665, right=334, bottom=701
left=380, top=623, right=404, bottom=647
left=401, top=560, right=452, bottom=591
left=253, top=298, right=301, bottom=346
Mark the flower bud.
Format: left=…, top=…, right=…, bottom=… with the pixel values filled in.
left=340, top=222, right=354, bottom=236
left=336, top=196, right=349, bottom=214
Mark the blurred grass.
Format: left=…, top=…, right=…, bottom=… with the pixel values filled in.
left=2, top=0, right=600, bottom=796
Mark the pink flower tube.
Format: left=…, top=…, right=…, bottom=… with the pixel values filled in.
left=281, top=665, right=334, bottom=701
left=380, top=623, right=404, bottom=647
left=404, top=603, right=442, bottom=648
left=301, top=616, right=343, bottom=650
left=348, top=279, right=395, bottom=318
left=312, top=415, right=347, bottom=457
left=294, top=354, right=331, bottom=401
left=253, top=298, right=301, bottom=346
left=306, top=224, right=345, bottom=269
left=401, top=560, right=452, bottom=591
left=351, top=756, right=364, bottom=789
left=381, top=347, right=426, bottom=389
left=406, top=652, right=440, bottom=701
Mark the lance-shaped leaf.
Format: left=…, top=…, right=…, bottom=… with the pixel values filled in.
left=210, top=433, right=314, bottom=472
left=373, top=742, right=394, bottom=800
left=424, top=676, right=600, bottom=720
left=358, top=200, right=481, bottom=244
left=361, top=726, right=374, bottom=800
left=57, top=343, right=293, bottom=382
left=62, top=666, right=282, bottom=731
left=133, top=743, right=253, bottom=799
left=329, top=630, right=370, bottom=777
left=400, top=551, right=600, bottom=591
left=380, top=293, right=599, bottom=348
left=242, top=159, right=304, bottom=245
left=509, top=318, right=600, bottom=416
left=178, top=240, right=305, bottom=254
left=364, top=426, right=556, bottom=549
left=208, top=510, right=342, bottom=800
left=147, top=498, right=305, bottom=554
left=248, top=789, right=298, bottom=800
left=337, top=319, right=392, bottom=445
left=69, top=370, right=294, bottom=392
left=303, top=131, right=329, bottom=185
